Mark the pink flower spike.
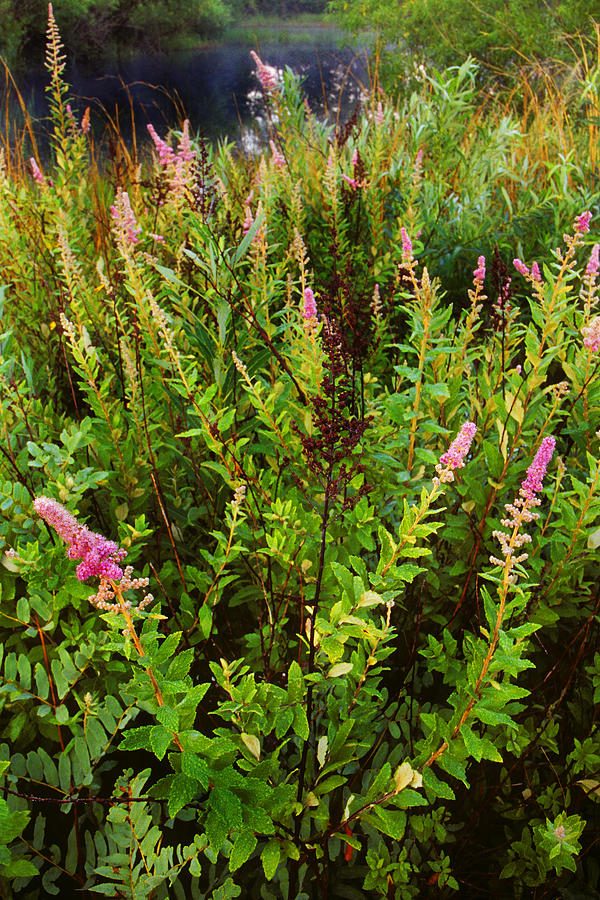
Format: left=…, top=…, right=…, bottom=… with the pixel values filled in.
left=439, top=421, right=477, bottom=471
left=250, top=50, right=278, bottom=91
left=341, top=173, right=359, bottom=190
left=473, top=255, right=486, bottom=284
left=110, top=189, right=142, bottom=248
left=30, top=157, right=45, bottom=186
left=531, top=261, right=542, bottom=282
left=513, top=258, right=530, bottom=278
left=587, top=243, right=600, bottom=276
left=575, top=211, right=592, bottom=234
left=147, top=123, right=175, bottom=167
left=374, top=101, right=384, bottom=125
left=269, top=139, right=285, bottom=168
left=520, top=437, right=555, bottom=501
left=302, top=287, right=317, bottom=320
left=583, top=316, right=600, bottom=352
left=400, top=227, right=413, bottom=263
left=33, top=496, right=126, bottom=582
left=177, top=120, right=196, bottom=163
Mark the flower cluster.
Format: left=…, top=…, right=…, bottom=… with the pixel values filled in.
left=147, top=120, right=197, bottom=200
left=434, top=421, right=477, bottom=486
left=33, top=496, right=126, bottom=582
left=400, top=227, right=413, bottom=264
left=302, top=287, right=317, bottom=321
left=250, top=51, right=279, bottom=91
left=586, top=243, right=599, bottom=278
left=490, top=436, right=556, bottom=572
left=110, top=188, right=142, bottom=252
left=582, top=316, right=600, bottom=353
left=575, top=211, right=592, bottom=234
left=513, top=258, right=542, bottom=283
left=473, top=255, right=486, bottom=285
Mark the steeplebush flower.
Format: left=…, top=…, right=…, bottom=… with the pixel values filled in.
left=250, top=50, right=278, bottom=91
left=473, top=255, right=486, bottom=285
left=30, top=157, right=45, bottom=186
left=434, top=421, right=477, bottom=485
left=110, top=188, right=142, bottom=251
left=400, top=227, right=413, bottom=263
left=490, top=436, right=556, bottom=571
left=33, top=496, right=126, bottom=582
left=575, top=211, right=592, bottom=234
left=582, top=316, right=600, bottom=352
left=302, top=287, right=317, bottom=320
left=586, top=243, right=599, bottom=277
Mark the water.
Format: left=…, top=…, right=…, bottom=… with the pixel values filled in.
left=9, top=31, right=368, bottom=154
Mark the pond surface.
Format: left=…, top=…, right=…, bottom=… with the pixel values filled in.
left=12, top=27, right=368, bottom=153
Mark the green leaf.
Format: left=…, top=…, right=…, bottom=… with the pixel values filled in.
left=156, top=706, right=179, bottom=732
left=0, top=858, right=38, bottom=878
left=209, top=788, right=242, bottom=830
left=166, top=649, right=194, bottom=681
left=287, top=661, right=303, bottom=702
left=293, top=705, right=309, bottom=741
left=150, top=725, right=173, bottom=760
left=168, top=773, right=198, bottom=818
left=261, top=839, right=280, bottom=880
left=120, top=726, right=153, bottom=752
left=229, top=829, right=257, bottom=872
left=328, top=662, right=353, bottom=678
left=369, top=807, right=407, bottom=840
left=181, top=753, right=209, bottom=788
left=422, top=768, right=455, bottom=801
left=205, top=810, right=228, bottom=852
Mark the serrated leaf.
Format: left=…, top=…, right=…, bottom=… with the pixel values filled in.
left=168, top=773, right=198, bottom=818
left=150, top=725, right=173, bottom=760
left=261, top=839, right=280, bottom=880
left=120, top=726, right=153, bottom=752
left=181, top=753, right=209, bottom=788
left=293, top=704, right=309, bottom=741
left=287, top=661, right=303, bottom=703
left=370, top=806, right=406, bottom=840
left=166, top=648, right=194, bottom=681
left=156, top=706, right=179, bottom=732
left=229, top=829, right=257, bottom=872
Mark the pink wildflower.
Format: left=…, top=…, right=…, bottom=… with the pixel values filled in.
left=586, top=243, right=600, bottom=277
left=147, top=123, right=175, bottom=167
left=110, top=188, right=142, bottom=248
left=575, top=211, right=592, bottom=234
left=177, top=120, right=196, bottom=163
left=341, top=173, right=359, bottom=190
left=351, top=148, right=358, bottom=167
left=242, top=191, right=254, bottom=235
left=513, top=258, right=530, bottom=278
left=473, top=255, right=486, bottom=285
left=374, top=101, right=384, bottom=125
left=250, top=50, right=278, bottom=91
left=520, top=436, right=556, bottom=502
left=531, top=261, right=541, bottom=283
left=302, top=287, right=317, bottom=320
left=30, top=157, right=45, bottom=186
left=438, top=422, right=477, bottom=472
left=583, top=316, right=600, bottom=352
left=81, top=107, right=90, bottom=134
left=269, top=139, right=285, bottom=168
left=400, top=227, right=413, bottom=263
left=33, top=496, right=126, bottom=582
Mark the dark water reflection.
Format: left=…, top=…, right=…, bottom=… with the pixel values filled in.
left=12, top=37, right=368, bottom=154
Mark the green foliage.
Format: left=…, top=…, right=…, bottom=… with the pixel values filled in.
left=1, top=12, right=600, bottom=898
left=329, top=0, right=600, bottom=76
